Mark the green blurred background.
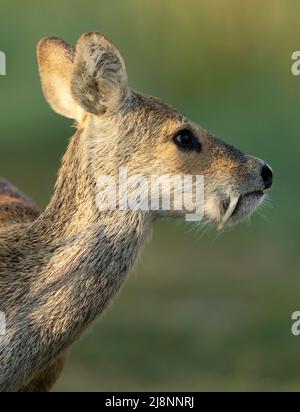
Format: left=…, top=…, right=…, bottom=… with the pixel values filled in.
left=0, top=0, right=300, bottom=391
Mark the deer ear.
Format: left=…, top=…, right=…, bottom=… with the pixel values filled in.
left=71, top=32, right=129, bottom=114
left=37, top=37, right=83, bottom=121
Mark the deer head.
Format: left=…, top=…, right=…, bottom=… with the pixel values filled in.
left=38, top=32, right=272, bottom=228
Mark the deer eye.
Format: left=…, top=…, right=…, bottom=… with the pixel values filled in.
left=173, top=129, right=202, bottom=152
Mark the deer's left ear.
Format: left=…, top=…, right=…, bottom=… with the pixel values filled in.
left=71, top=32, right=129, bottom=115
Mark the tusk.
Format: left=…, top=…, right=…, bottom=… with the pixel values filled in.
left=219, top=195, right=239, bottom=230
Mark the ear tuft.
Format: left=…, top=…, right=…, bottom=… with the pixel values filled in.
left=37, top=37, right=83, bottom=121
left=71, top=32, right=129, bottom=114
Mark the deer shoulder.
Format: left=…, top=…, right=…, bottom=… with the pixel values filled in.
left=0, top=178, right=40, bottom=230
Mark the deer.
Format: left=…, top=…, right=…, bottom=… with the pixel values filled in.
left=0, top=32, right=273, bottom=392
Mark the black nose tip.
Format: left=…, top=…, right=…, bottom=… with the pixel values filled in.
left=261, top=163, right=273, bottom=189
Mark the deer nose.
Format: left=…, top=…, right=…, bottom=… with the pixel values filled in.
left=261, top=163, right=273, bottom=189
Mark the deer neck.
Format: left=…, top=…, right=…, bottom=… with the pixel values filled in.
left=39, top=124, right=151, bottom=243
left=26, top=125, right=151, bottom=346
left=35, top=125, right=152, bottom=295
left=0, top=126, right=152, bottom=391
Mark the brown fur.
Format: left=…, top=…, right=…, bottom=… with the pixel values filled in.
left=0, top=179, right=40, bottom=228
left=0, top=32, right=269, bottom=391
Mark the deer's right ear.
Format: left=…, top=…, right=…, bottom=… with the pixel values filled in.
left=37, top=37, right=83, bottom=121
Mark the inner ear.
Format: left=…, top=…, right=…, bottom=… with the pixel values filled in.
left=71, top=32, right=129, bottom=115
left=37, top=37, right=83, bottom=121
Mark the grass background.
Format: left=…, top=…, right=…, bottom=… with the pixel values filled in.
left=0, top=0, right=300, bottom=391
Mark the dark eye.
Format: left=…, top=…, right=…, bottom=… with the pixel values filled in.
left=173, top=129, right=202, bottom=152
